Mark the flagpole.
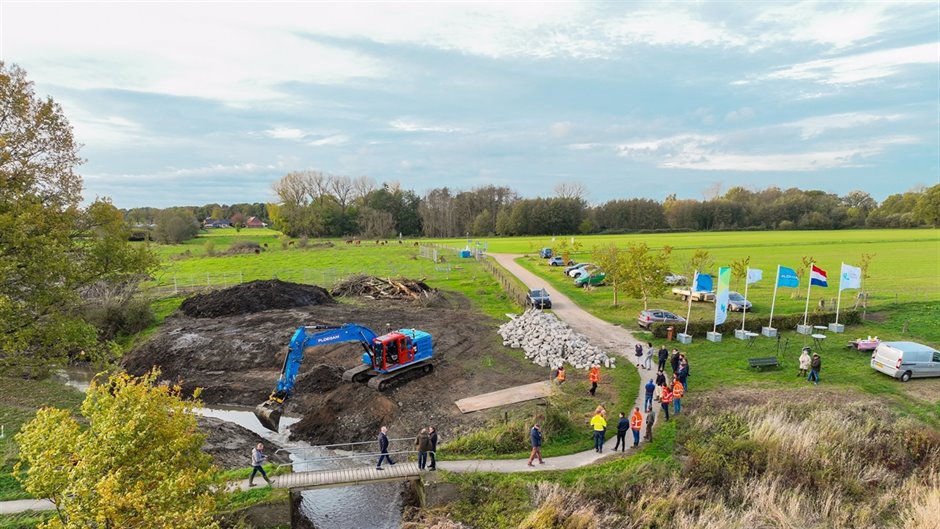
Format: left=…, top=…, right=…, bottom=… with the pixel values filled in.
left=835, top=262, right=843, bottom=326
left=684, top=270, right=696, bottom=336
left=768, top=265, right=780, bottom=329
left=802, top=262, right=814, bottom=327
left=741, top=267, right=751, bottom=332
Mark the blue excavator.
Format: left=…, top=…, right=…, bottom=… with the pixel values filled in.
left=254, top=324, right=434, bottom=431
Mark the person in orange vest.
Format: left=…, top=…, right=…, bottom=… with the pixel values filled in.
left=588, top=365, right=600, bottom=396
left=630, top=407, right=643, bottom=447
left=672, top=376, right=685, bottom=415
left=554, top=365, right=566, bottom=386
left=660, top=383, right=672, bottom=421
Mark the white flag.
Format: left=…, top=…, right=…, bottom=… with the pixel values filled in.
left=746, top=268, right=763, bottom=285
left=840, top=263, right=862, bottom=291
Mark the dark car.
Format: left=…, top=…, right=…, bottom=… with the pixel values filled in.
left=637, top=309, right=686, bottom=329
left=727, top=291, right=753, bottom=312
left=526, top=288, right=552, bottom=309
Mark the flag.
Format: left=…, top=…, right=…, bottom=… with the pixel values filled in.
left=693, top=272, right=713, bottom=292
left=776, top=266, right=800, bottom=288
left=839, top=263, right=862, bottom=291
left=810, top=265, right=828, bottom=287
left=746, top=268, right=763, bottom=285
left=714, top=267, right=731, bottom=325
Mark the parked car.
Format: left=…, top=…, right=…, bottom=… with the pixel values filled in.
left=548, top=256, right=573, bottom=266
left=575, top=271, right=606, bottom=287
left=564, top=263, right=592, bottom=276
left=672, top=287, right=715, bottom=302
left=539, top=248, right=553, bottom=258
left=526, top=288, right=552, bottom=309
left=638, top=309, right=686, bottom=329
left=870, top=341, right=940, bottom=382
left=664, top=273, right=687, bottom=285
left=726, top=291, right=752, bottom=312
left=571, top=264, right=600, bottom=279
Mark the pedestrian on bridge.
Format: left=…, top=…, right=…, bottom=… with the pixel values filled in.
left=416, top=428, right=431, bottom=470
left=428, top=426, right=438, bottom=471
left=376, top=426, right=395, bottom=470
left=249, top=443, right=274, bottom=487
left=527, top=424, right=544, bottom=466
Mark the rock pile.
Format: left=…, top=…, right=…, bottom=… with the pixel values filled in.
left=498, top=309, right=616, bottom=370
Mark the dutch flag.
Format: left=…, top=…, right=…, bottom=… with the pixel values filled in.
left=810, top=265, right=828, bottom=287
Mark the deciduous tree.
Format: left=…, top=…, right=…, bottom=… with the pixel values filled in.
left=621, top=243, right=673, bottom=310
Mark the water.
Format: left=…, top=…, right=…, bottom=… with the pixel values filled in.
left=58, top=366, right=404, bottom=529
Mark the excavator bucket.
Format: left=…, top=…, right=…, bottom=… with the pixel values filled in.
left=254, top=401, right=283, bottom=432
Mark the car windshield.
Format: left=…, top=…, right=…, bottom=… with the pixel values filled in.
left=729, top=293, right=744, bottom=301
left=530, top=289, right=547, bottom=297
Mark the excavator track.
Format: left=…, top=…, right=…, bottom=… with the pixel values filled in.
left=366, top=360, right=434, bottom=391
left=341, top=364, right=375, bottom=383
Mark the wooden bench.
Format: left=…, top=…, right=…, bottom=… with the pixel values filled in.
left=747, top=356, right=779, bottom=369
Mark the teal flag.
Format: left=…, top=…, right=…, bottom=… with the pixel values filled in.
left=777, top=266, right=800, bottom=288
left=714, top=267, right=731, bottom=325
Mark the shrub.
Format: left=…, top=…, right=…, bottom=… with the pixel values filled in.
left=81, top=297, right=155, bottom=340
left=204, top=240, right=216, bottom=257
left=298, top=236, right=309, bottom=249
left=227, top=241, right=262, bottom=254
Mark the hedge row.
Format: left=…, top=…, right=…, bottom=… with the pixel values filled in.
left=649, top=310, right=861, bottom=339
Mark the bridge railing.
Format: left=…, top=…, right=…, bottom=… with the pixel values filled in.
left=273, top=437, right=432, bottom=470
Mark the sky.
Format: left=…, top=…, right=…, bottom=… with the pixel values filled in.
left=2, top=1, right=939, bottom=208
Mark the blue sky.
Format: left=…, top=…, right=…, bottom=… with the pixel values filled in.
left=3, top=1, right=938, bottom=207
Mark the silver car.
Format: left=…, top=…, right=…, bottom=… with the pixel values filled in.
left=870, top=341, right=940, bottom=382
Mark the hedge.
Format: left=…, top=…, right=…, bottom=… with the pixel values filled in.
left=649, top=310, right=861, bottom=339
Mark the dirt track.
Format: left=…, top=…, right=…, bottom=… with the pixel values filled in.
left=122, top=287, right=544, bottom=446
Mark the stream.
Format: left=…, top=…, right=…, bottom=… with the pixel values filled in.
left=57, top=366, right=404, bottom=529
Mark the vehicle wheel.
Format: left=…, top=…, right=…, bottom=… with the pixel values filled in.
left=378, top=380, right=389, bottom=390
left=900, top=371, right=912, bottom=382
left=682, top=295, right=688, bottom=301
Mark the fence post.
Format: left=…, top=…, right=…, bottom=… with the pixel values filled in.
left=173, top=275, right=178, bottom=295
left=207, top=272, right=210, bottom=287
left=240, top=270, right=244, bottom=284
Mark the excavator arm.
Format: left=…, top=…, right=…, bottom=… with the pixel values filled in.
left=255, top=324, right=379, bottom=431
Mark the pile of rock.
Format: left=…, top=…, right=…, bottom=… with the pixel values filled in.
left=498, top=309, right=616, bottom=370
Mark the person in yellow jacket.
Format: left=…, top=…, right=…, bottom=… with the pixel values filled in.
left=672, top=377, right=685, bottom=415
left=590, top=410, right=607, bottom=453
left=630, top=407, right=644, bottom=447
left=588, top=365, right=600, bottom=396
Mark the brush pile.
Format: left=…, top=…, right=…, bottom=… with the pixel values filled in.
left=331, top=275, right=437, bottom=301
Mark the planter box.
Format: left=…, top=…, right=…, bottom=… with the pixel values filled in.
left=796, top=324, right=813, bottom=335
left=761, top=327, right=777, bottom=337
left=676, top=333, right=693, bottom=344
left=828, top=323, right=845, bottom=333
left=734, top=329, right=749, bottom=340
left=706, top=331, right=722, bottom=343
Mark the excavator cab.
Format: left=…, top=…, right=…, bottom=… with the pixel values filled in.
left=376, top=333, right=414, bottom=370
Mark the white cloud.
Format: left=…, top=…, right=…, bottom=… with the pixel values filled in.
left=549, top=121, right=573, bottom=138
left=725, top=107, right=756, bottom=122
left=389, top=119, right=465, bottom=133
left=308, top=135, right=349, bottom=147
left=761, top=43, right=940, bottom=85
left=753, top=3, right=895, bottom=49
left=264, top=128, right=308, bottom=140
left=786, top=112, right=906, bottom=139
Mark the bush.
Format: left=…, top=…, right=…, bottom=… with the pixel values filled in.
left=81, top=298, right=155, bottom=340
left=227, top=241, right=262, bottom=254
left=650, top=310, right=861, bottom=338
left=204, top=240, right=216, bottom=257
left=298, top=236, right=309, bottom=249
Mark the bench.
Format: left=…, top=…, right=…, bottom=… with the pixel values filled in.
left=747, top=356, right=779, bottom=369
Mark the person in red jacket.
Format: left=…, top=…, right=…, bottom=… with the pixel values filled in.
left=588, top=365, right=600, bottom=396
left=660, top=383, right=672, bottom=421
left=630, top=407, right=643, bottom=447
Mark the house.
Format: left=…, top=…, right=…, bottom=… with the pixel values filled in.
left=245, top=216, right=266, bottom=228
left=203, top=218, right=231, bottom=228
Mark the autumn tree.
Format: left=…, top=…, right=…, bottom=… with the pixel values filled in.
left=554, top=237, right=583, bottom=265
left=15, top=370, right=220, bottom=529
left=730, top=256, right=751, bottom=292
left=680, top=249, right=714, bottom=284
left=621, top=243, right=673, bottom=310
left=592, top=243, right=626, bottom=306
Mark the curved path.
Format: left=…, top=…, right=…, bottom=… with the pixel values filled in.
left=0, top=253, right=654, bottom=513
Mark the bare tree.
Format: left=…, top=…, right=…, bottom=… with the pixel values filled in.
left=330, top=175, right=355, bottom=212
left=358, top=207, right=395, bottom=238
left=554, top=181, right=587, bottom=201
left=352, top=175, right=376, bottom=202
left=273, top=171, right=311, bottom=206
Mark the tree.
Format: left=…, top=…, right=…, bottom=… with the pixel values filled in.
left=15, top=370, right=219, bottom=529
left=592, top=243, right=626, bottom=306
left=554, top=237, right=583, bottom=265
left=621, top=243, right=673, bottom=310
left=730, top=256, right=751, bottom=293
left=358, top=207, right=394, bottom=238
left=229, top=212, right=246, bottom=231
left=912, top=184, right=940, bottom=227
left=471, top=209, right=493, bottom=236
left=554, top=181, right=587, bottom=201
left=680, top=249, right=714, bottom=283
left=153, top=208, right=199, bottom=244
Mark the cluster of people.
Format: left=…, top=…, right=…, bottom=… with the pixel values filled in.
left=798, top=347, right=822, bottom=385
left=374, top=424, right=439, bottom=471
left=646, top=348, right=690, bottom=420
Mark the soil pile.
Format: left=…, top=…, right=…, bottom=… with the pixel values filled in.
left=290, top=384, right=398, bottom=445
left=198, top=416, right=288, bottom=469
left=331, top=275, right=437, bottom=302
left=180, top=279, right=334, bottom=318
left=294, top=364, right=345, bottom=395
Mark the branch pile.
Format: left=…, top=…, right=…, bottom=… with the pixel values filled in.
left=498, top=309, right=616, bottom=370
left=331, top=275, right=438, bottom=302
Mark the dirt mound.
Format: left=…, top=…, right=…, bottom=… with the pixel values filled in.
left=197, top=416, right=288, bottom=469
left=180, top=279, right=333, bottom=318
left=331, top=275, right=437, bottom=301
left=294, top=364, right=345, bottom=395
left=290, top=384, right=398, bottom=445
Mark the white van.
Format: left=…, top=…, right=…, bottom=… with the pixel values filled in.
left=870, top=341, right=940, bottom=382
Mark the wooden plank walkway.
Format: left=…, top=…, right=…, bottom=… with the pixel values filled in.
left=269, top=461, right=423, bottom=491
left=454, top=381, right=554, bottom=413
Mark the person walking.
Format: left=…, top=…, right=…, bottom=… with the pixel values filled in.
left=634, top=343, right=644, bottom=367
left=590, top=409, right=607, bottom=453
left=644, top=410, right=655, bottom=442
left=643, top=342, right=654, bottom=370
left=630, top=407, right=643, bottom=448
left=672, top=376, right=685, bottom=415
left=427, top=426, right=438, bottom=470
left=248, top=443, right=274, bottom=487
left=613, top=412, right=629, bottom=452
left=415, top=428, right=431, bottom=470
left=670, top=349, right=681, bottom=374
left=588, top=365, right=600, bottom=396
left=809, top=353, right=822, bottom=385
left=660, top=383, right=672, bottom=421
left=376, top=426, right=395, bottom=470
left=644, top=379, right=656, bottom=412
left=677, top=359, right=689, bottom=392
left=657, top=345, right=669, bottom=371
left=527, top=424, right=544, bottom=466
left=798, top=347, right=811, bottom=378
left=555, top=365, right=566, bottom=386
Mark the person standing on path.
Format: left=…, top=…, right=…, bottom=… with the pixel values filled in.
left=634, top=343, right=644, bottom=367
left=670, top=349, right=681, bottom=374
left=643, top=342, right=654, bottom=370
left=798, top=348, right=811, bottom=378
left=427, top=426, right=438, bottom=471
left=630, top=407, right=643, bottom=448
left=645, top=410, right=655, bottom=442
left=527, top=424, right=544, bottom=466
left=416, top=428, right=431, bottom=470
left=590, top=409, right=607, bottom=453
left=376, top=426, right=395, bottom=470
left=613, top=412, right=628, bottom=452
left=644, top=379, right=656, bottom=413
left=672, top=377, right=685, bottom=415
left=249, top=443, right=274, bottom=487
left=660, top=383, right=672, bottom=421
left=677, top=359, right=689, bottom=392
left=658, top=345, right=669, bottom=371
left=809, top=353, right=822, bottom=385
left=589, top=365, right=600, bottom=396
left=655, top=369, right=666, bottom=388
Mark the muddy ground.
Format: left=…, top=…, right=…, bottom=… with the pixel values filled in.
left=123, top=285, right=544, bottom=448
left=198, top=416, right=289, bottom=469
